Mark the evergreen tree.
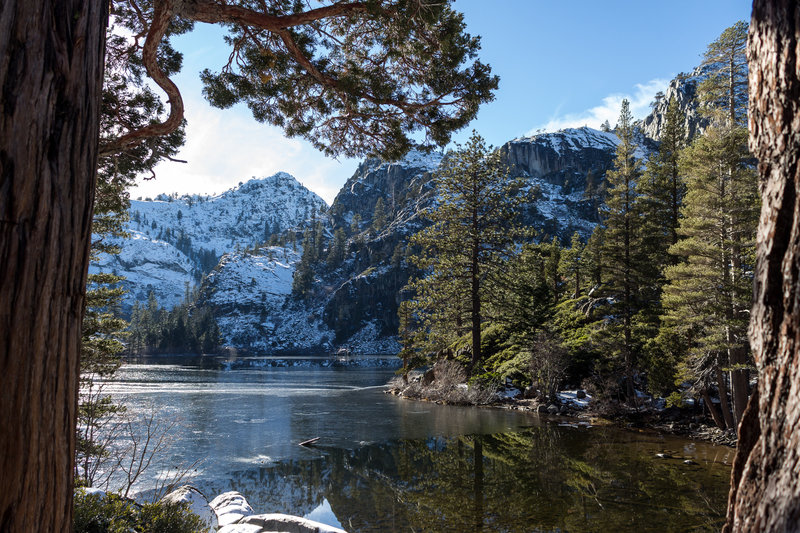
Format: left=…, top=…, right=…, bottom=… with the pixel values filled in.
left=544, top=237, right=561, bottom=298
left=293, top=227, right=316, bottom=297
left=373, top=197, right=387, bottom=232
left=660, top=20, right=756, bottom=427
left=350, top=213, right=363, bottom=235
left=698, top=20, right=749, bottom=126
left=326, top=227, right=347, bottom=268
left=585, top=226, right=604, bottom=288
left=405, top=132, right=528, bottom=371
left=639, top=96, right=686, bottom=255
left=599, top=99, right=648, bottom=402
left=661, top=121, right=758, bottom=428
left=76, top=170, right=129, bottom=486
left=560, top=232, right=585, bottom=299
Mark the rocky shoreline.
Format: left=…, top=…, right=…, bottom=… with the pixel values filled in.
left=387, top=370, right=738, bottom=448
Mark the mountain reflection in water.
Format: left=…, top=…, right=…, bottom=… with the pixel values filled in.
left=109, top=361, right=732, bottom=532
left=202, top=427, right=732, bottom=532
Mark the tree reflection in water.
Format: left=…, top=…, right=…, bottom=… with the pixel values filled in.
left=208, top=425, right=732, bottom=532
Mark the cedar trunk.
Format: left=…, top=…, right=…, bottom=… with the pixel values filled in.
left=724, top=1, right=800, bottom=530
left=0, top=2, right=107, bottom=531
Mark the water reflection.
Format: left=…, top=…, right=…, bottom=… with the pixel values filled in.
left=107, top=363, right=732, bottom=532
left=198, top=427, right=731, bottom=532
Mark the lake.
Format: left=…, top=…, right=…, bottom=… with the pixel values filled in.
left=100, top=357, right=733, bottom=532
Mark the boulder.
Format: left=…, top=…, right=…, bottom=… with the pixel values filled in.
left=576, top=389, right=587, bottom=399
left=547, top=404, right=560, bottom=415
left=536, top=404, right=549, bottom=413
left=421, top=368, right=436, bottom=386
left=210, top=491, right=255, bottom=527
left=225, top=513, right=348, bottom=533
left=161, top=485, right=218, bottom=532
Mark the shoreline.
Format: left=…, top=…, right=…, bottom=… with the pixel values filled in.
left=386, top=381, right=738, bottom=448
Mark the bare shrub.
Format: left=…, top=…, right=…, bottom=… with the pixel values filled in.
left=91, top=401, right=203, bottom=501
left=528, top=331, right=569, bottom=398
left=395, top=359, right=497, bottom=405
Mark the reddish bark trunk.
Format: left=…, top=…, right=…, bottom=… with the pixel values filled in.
left=725, top=1, right=800, bottom=530
left=716, top=366, right=735, bottom=430
left=0, top=2, right=107, bottom=531
left=701, top=387, right=727, bottom=430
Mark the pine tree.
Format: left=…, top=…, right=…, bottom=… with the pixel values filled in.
left=350, top=213, right=363, bottom=235
left=639, top=96, right=686, bottom=254
left=585, top=226, right=604, bottom=288
left=373, top=197, right=387, bottom=232
left=599, top=99, right=647, bottom=402
left=405, top=132, right=528, bottom=371
left=699, top=20, right=748, bottom=126
left=544, top=237, right=561, bottom=298
left=660, top=20, right=756, bottom=428
left=560, top=232, right=585, bottom=299
left=661, top=122, right=758, bottom=428
left=326, top=227, right=347, bottom=268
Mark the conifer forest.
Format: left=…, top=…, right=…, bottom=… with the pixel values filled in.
left=2, top=2, right=800, bottom=532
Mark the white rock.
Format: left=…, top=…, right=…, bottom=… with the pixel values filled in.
left=210, top=491, right=255, bottom=527
left=235, top=513, right=348, bottom=533
left=161, top=485, right=218, bottom=532
left=216, top=525, right=263, bottom=533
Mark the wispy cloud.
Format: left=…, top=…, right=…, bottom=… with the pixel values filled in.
left=528, top=78, right=669, bottom=135
left=131, top=95, right=358, bottom=205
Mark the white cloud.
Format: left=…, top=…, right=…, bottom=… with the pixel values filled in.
left=529, top=78, right=669, bottom=135
left=131, top=96, right=358, bottom=205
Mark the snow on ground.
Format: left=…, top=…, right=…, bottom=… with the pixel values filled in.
left=90, top=230, right=195, bottom=310
left=557, top=390, right=593, bottom=409
left=343, top=320, right=401, bottom=355
left=130, top=172, right=327, bottom=257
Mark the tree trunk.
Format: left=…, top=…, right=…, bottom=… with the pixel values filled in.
left=725, top=1, right=800, bottom=530
left=729, top=345, right=750, bottom=426
left=701, top=387, right=727, bottom=430
left=0, top=2, right=106, bottom=531
left=716, top=366, right=735, bottom=430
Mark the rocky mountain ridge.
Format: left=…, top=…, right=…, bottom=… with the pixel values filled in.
left=92, top=172, right=326, bottom=310
left=100, top=67, right=706, bottom=353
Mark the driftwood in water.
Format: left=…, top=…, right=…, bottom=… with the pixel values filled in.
left=298, top=437, right=321, bottom=447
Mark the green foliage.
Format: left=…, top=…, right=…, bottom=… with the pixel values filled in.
left=661, top=121, right=758, bottom=386
left=326, top=227, right=348, bottom=268
left=73, top=491, right=204, bottom=533
left=127, top=291, right=222, bottom=354
left=596, top=99, right=650, bottom=399
left=698, top=20, right=749, bottom=125
left=198, top=1, right=498, bottom=159
left=372, top=197, right=387, bottom=232
left=401, top=132, right=529, bottom=370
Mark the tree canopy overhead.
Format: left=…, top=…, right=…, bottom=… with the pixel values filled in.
left=102, top=0, right=499, bottom=161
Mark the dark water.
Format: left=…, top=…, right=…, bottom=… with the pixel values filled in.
left=102, top=358, right=733, bottom=532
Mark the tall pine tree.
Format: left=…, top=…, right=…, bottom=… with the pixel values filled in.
left=661, top=21, right=756, bottom=428
left=599, top=99, right=649, bottom=402
left=405, top=132, right=528, bottom=371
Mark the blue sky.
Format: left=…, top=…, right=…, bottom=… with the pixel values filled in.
left=134, top=0, right=752, bottom=204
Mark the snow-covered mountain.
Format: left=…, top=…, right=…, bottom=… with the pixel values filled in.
left=92, top=172, right=326, bottom=310
left=101, top=64, right=703, bottom=353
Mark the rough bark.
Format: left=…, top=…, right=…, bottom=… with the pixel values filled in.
left=725, top=1, right=800, bottom=530
left=0, top=2, right=107, bottom=531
